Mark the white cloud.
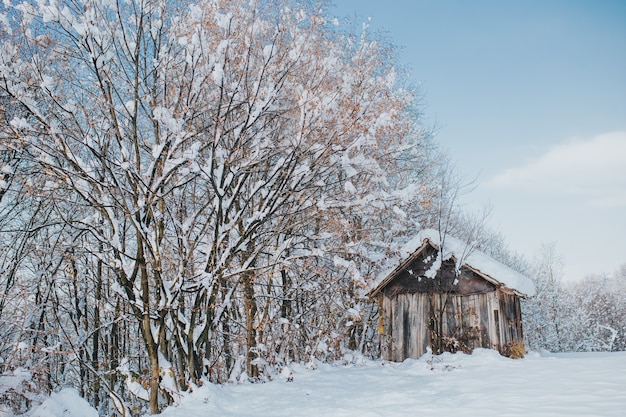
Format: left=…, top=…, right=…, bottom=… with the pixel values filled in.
left=485, top=131, right=626, bottom=207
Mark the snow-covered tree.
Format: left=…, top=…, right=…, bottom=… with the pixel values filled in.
left=0, top=0, right=438, bottom=414
left=566, top=269, right=626, bottom=352
left=523, top=246, right=626, bottom=354
left=522, top=244, right=566, bottom=351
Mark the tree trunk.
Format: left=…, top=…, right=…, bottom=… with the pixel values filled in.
left=92, top=252, right=102, bottom=407
left=142, top=314, right=161, bottom=414
left=136, top=241, right=161, bottom=414
left=242, top=272, right=259, bottom=379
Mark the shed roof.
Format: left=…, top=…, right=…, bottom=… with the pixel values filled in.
left=369, top=229, right=536, bottom=298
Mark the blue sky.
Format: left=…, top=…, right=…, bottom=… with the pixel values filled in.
left=331, top=1, right=626, bottom=281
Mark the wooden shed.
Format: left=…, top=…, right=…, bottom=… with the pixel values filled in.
left=369, top=229, right=535, bottom=361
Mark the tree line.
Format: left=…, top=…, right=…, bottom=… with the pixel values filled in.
left=522, top=246, right=626, bottom=354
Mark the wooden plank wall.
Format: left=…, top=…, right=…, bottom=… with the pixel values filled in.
left=381, top=293, right=429, bottom=361
left=498, top=290, right=524, bottom=347
left=380, top=290, right=511, bottom=361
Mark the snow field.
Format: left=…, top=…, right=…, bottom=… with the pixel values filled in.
left=154, top=349, right=626, bottom=417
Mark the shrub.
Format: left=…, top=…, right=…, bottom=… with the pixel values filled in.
left=504, top=341, right=525, bottom=359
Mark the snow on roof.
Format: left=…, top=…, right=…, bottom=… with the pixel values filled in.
left=373, top=229, right=535, bottom=297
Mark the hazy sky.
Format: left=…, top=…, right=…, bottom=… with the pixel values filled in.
left=331, top=0, right=626, bottom=281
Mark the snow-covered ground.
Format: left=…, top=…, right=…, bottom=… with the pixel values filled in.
left=29, top=389, right=97, bottom=417
left=27, top=349, right=626, bottom=417
left=159, top=349, right=626, bottom=417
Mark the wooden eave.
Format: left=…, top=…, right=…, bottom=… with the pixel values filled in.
left=368, top=238, right=528, bottom=298
left=463, top=264, right=528, bottom=298
left=367, top=239, right=432, bottom=298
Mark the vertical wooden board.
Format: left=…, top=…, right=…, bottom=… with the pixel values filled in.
left=399, top=293, right=407, bottom=360
left=456, top=295, right=465, bottom=343
left=384, top=296, right=396, bottom=360
left=469, top=295, right=482, bottom=350
left=414, top=293, right=427, bottom=358
left=472, top=295, right=481, bottom=327
left=460, top=295, right=472, bottom=349
left=407, top=294, right=417, bottom=358
left=499, top=292, right=508, bottom=344
left=403, top=293, right=411, bottom=359
left=515, top=297, right=524, bottom=342
left=494, top=309, right=501, bottom=352
left=391, top=294, right=400, bottom=361
left=498, top=291, right=511, bottom=346
left=503, top=293, right=513, bottom=343
left=403, top=294, right=412, bottom=359
left=443, top=296, right=455, bottom=341
left=439, top=295, right=447, bottom=340
left=465, top=295, right=475, bottom=350
left=378, top=296, right=384, bottom=334
left=382, top=294, right=390, bottom=337
left=453, top=296, right=463, bottom=345
left=392, top=293, right=406, bottom=361
left=381, top=295, right=392, bottom=360
left=508, top=295, right=522, bottom=342
left=469, top=294, right=479, bottom=346
left=423, top=293, right=431, bottom=356
left=491, top=291, right=504, bottom=352
left=389, top=294, right=396, bottom=361
left=487, top=291, right=500, bottom=351
left=479, top=294, right=491, bottom=348
left=442, top=295, right=456, bottom=340
left=402, top=293, right=411, bottom=360
left=509, top=295, right=517, bottom=342
left=420, top=293, right=427, bottom=357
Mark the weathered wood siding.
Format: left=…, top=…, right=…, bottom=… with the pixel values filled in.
left=381, top=292, right=430, bottom=361
left=380, top=290, right=504, bottom=360
left=497, top=290, right=524, bottom=347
